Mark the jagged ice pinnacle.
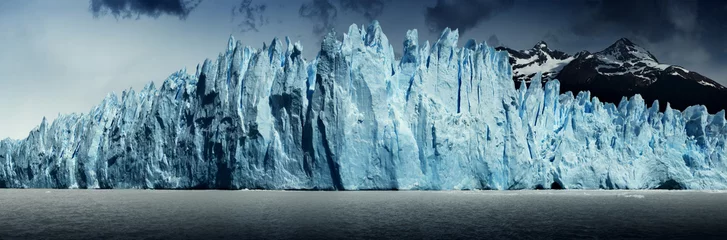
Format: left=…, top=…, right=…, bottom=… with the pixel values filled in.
left=1, top=21, right=726, bottom=190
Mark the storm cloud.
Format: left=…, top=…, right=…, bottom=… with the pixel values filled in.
left=89, top=0, right=202, bottom=19
left=231, top=0, right=268, bottom=32
left=298, top=0, right=391, bottom=35
left=424, top=0, right=514, bottom=34
left=563, top=0, right=727, bottom=83
left=298, top=0, right=338, bottom=35
left=338, top=0, right=388, bottom=21
left=486, top=34, right=501, bottom=47
left=569, top=0, right=696, bottom=42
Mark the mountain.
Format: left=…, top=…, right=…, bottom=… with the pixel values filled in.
left=1, top=22, right=727, bottom=190
left=499, top=38, right=727, bottom=113
left=496, top=41, right=573, bottom=84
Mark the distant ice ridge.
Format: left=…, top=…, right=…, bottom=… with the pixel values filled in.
left=1, top=21, right=726, bottom=190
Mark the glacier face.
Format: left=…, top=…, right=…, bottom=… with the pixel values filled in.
left=1, top=22, right=726, bottom=190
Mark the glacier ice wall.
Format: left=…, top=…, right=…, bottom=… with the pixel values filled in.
left=1, top=22, right=726, bottom=190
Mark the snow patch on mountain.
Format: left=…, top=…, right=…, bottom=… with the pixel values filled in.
left=516, top=53, right=573, bottom=82
left=499, top=41, right=573, bottom=83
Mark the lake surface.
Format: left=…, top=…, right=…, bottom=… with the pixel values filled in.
left=1, top=190, right=726, bottom=239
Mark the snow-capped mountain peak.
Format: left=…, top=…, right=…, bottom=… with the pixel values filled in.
left=496, top=41, right=573, bottom=84
left=533, top=41, right=549, bottom=50
left=597, top=38, right=658, bottom=63
left=500, top=37, right=727, bottom=113
left=547, top=38, right=727, bottom=113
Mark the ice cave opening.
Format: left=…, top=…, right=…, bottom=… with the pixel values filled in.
left=657, top=179, right=684, bottom=190
left=550, top=182, right=564, bottom=190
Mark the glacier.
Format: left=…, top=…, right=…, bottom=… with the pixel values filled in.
left=1, top=21, right=726, bottom=190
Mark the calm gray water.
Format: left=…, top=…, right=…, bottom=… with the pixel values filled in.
left=1, top=190, right=726, bottom=240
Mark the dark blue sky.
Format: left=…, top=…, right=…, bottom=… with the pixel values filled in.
left=1, top=0, right=726, bottom=139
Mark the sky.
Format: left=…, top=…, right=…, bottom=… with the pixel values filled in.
left=1, top=0, right=726, bottom=139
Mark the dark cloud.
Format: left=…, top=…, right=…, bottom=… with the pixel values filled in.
left=298, top=0, right=391, bottom=35
left=299, top=0, right=338, bottom=35
left=90, top=0, right=269, bottom=33
left=486, top=34, right=501, bottom=47
left=231, top=0, right=268, bottom=32
left=560, top=0, right=727, bottom=81
left=564, top=0, right=727, bottom=51
left=424, top=0, right=514, bottom=34
left=89, top=0, right=202, bottom=20
left=569, top=0, right=692, bottom=43
left=338, top=0, right=388, bottom=21
left=542, top=31, right=560, bottom=46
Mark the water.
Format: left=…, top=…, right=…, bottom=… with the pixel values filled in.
left=1, top=190, right=726, bottom=240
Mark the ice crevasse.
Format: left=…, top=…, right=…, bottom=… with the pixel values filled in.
left=1, top=21, right=726, bottom=190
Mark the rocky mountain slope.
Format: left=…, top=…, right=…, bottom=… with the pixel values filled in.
left=498, top=38, right=727, bottom=112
